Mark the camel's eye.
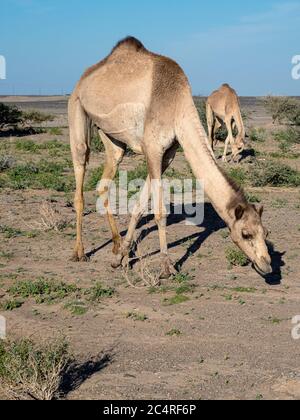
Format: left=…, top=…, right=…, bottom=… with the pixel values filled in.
left=242, top=231, right=253, bottom=241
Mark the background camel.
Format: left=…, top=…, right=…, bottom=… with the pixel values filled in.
left=69, top=37, right=272, bottom=278
left=206, top=84, right=246, bottom=162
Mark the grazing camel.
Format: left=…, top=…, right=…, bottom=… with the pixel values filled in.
left=69, top=37, right=272, bottom=278
left=206, top=84, right=246, bottom=162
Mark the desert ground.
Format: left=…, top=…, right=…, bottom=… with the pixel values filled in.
left=0, top=95, right=300, bottom=400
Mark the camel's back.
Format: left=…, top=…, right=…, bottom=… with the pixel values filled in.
left=75, top=37, right=189, bottom=117
left=208, top=84, right=240, bottom=116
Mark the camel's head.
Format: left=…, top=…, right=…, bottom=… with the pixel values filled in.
left=229, top=203, right=272, bottom=276
left=232, top=135, right=245, bottom=158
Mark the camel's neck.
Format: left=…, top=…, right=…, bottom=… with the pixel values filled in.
left=177, top=101, right=238, bottom=226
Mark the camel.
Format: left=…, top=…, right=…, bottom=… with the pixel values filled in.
left=206, top=84, right=246, bottom=162
left=69, top=37, right=272, bottom=278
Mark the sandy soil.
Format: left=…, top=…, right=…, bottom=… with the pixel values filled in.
left=0, top=96, right=300, bottom=400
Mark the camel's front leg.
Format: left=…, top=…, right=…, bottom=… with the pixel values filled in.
left=111, top=175, right=152, bottom=269
left=148, top=152, right=176, bottom=279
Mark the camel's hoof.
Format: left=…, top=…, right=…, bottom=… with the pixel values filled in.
left=111, top=253, right=124, bottom=269
left=159, top=261, right=177, bottom=280
left=71, top=254, right=89, bottom=263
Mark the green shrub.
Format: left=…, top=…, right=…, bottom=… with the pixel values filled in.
left=0, top=103, right=23, bottom=129
left=263, top=96, right=300, bottom=125
left=274, top=128, right=300, bottom=153
left=226, top=247, right=249, bottom=267
left=249, top=127, right=267, bottom=143
left=251, top=162, right=300, bottom=187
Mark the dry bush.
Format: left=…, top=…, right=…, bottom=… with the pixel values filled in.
left=122, top=238, right=161, bottom=288
left=0, top=337, right=73, bottom=400
left=31, top=202, right=68, bottom=232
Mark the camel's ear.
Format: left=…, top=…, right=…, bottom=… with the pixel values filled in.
left=257, top=205, right=264, bottom=218
left=235, top=205, right=245, bottom=221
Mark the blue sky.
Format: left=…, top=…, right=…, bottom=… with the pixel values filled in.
left=0, top=0, right=299, bottom=95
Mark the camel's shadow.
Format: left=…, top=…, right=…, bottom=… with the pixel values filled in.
left=87, top=203, right=285, bottom=285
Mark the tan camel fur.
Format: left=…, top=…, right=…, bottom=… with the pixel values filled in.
left=69, top=37, right=272, bottom=278
left=206, top=84, right=245, bottom=162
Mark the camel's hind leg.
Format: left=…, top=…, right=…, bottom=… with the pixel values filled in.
left=69, top=96, right=90, bottom=262
left=222, top=117, right=235, bottom=163
left=97, top=130, right=126, bottom=260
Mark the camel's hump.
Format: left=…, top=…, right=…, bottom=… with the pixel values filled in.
left=111, top=37, right=146, bottom=53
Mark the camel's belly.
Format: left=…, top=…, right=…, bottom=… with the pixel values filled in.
left=95, top=103, right=146, bottom=154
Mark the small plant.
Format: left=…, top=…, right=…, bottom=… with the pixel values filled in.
left=0, top=337, right=72, bottom=400
left=246, top=193, right=261, bottom=204
left=64, top=300, right=88, bottom=316
left=0, top=299, right=24, bottom=311
left=166, top=329, right=182, bottom=337
left=0, top=225, right=23, bottom=239
left=226, top=247, right=249, bottom=267
left=85, top=283, right=115, bottom=302
left=164, top=295, right=190, bottom=306
left=126, top=312, right=148, bottom=321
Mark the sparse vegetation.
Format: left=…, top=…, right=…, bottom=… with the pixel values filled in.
left=8, top=278, right=78, bottom=304
left=251, top=162, right=300, bottom=187
left=90, top=129, right=105, bottom=153
left=226, top=247, right=249, bottom=267
left=1, top=160, right=75, bottom=192
left=85, top=166, right=104, bottom=191
left=0, top=337, right=72, bottom=400
left=227, top=167, right=248, bottom=186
